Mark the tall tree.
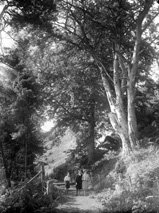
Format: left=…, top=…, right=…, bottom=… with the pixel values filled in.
left=0, top=49, right=43, bottom=187
left=1, top=0, right=158, bottom=157
left=53, top=0, right=158, bottom=155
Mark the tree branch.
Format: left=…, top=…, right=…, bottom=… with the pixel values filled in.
left=131, top=0, right=153, bottom=78
left=113, top=48, right=121, bottom=102
left=117, top=53, right=129, bottom=95
left=0, top=5, right=9, bottom=21
left=93, top=56, right=116, bottom=113
left=142, top=11, right=159, bottom=33
left=55, top=99, right=89, bottom=123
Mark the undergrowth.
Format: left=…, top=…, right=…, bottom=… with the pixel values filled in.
left=97, top=145, right=159, bottom=213
left=0, top=179, right=60, bottom=213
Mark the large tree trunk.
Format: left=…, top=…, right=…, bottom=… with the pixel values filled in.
left=126, top=0, right=153, bottom=148
left=127, top=82, right=139, bottom=149
left=119, top=133, right=132, bottom=156
left=98, top=52, right=133, bottom=155
left=108, top=111, right=132, bottom=155
left=88, top=128, right=95, bottom=164
left=96, top=1, right=153, bottom=156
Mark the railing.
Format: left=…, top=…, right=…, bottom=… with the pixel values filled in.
left=46, top=180, right=75, bottom=195
left=18, top=171, right=42, bottom=192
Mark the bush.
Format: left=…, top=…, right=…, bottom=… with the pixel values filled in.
left=1, top=180, right=59, bottom=213
left=99, top=146, right=159, bottom=213
left=100, top=187, right=159, bottom=213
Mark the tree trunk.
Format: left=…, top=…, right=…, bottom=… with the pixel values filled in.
left=0, top=140, right=11, bottom=188
left=96, top=1, right=153, bottom=156
left=87, top=99, right=95, bottom=164
left=127, top=82, right=139, bottom=149
left=88, top=124, right=95, bottom=164
left=98, top=52, right=133, bottom=155
left=41, top=162, right=45, bottom=193
left=126, top=0, right=153, bottom=148
left=108, top=111, right=132, bottom=155
left=24, top=135, right=28, bottom=179
left=119, top=132, right=132, bottom=156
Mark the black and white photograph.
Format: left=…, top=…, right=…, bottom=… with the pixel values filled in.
left=0, top=1, right=159, bottom=213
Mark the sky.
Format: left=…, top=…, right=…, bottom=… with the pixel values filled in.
left=0, top=31, right=15, bottom=54
left=0, top=4, right=15, bottom=53
left=41, top=120, right=55, bottom=132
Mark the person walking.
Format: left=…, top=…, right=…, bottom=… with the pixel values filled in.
left=64, top=172, right=71, bottom=194
left=75, top=170, right=83, bottom=195
left=82, top=169, right=90, bottom=196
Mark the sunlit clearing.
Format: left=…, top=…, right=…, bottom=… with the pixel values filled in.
left=41, top=120, right=54, bottom=132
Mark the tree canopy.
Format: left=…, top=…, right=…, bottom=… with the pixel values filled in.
left=0, top=0, right=159, bottom=186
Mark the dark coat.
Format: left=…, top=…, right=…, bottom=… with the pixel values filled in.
left=76, top=174, right=82, bottom=190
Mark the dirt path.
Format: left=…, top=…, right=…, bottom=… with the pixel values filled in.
left=56, top=188, right=104, bottom=213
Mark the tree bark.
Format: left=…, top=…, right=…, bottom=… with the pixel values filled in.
left=108, top=112, right=132, bottom=155
left=0, top=140, right=11, bottom=188
left=127, top=78, right=138, bottom=148
left=127, top=0, right=153, bottom=148
left=0, top=5, right=9, bottom=22
left=24, top=136, right=27, bottom=179
left=119, top=133, right=132, bottom=156
left=97, top=52, right=133, bottom=155
left=87, top=98, right=95, bottom=164
left=97, top=1, right=153, bottom=156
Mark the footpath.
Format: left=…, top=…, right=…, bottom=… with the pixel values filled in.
left=56, top=185, right=104, bottom=213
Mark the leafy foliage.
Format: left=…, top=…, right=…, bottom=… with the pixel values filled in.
left=1, top=179, right=58, bottom=213
left=2, top=0, right=158, bottom=155
left=96, top=146, right=159, bottom=213
left=0, top=47, right=44, bottom=187
left=1, top=0, right=57, bottom=32
left=0, top=2, right=159, bottom=212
